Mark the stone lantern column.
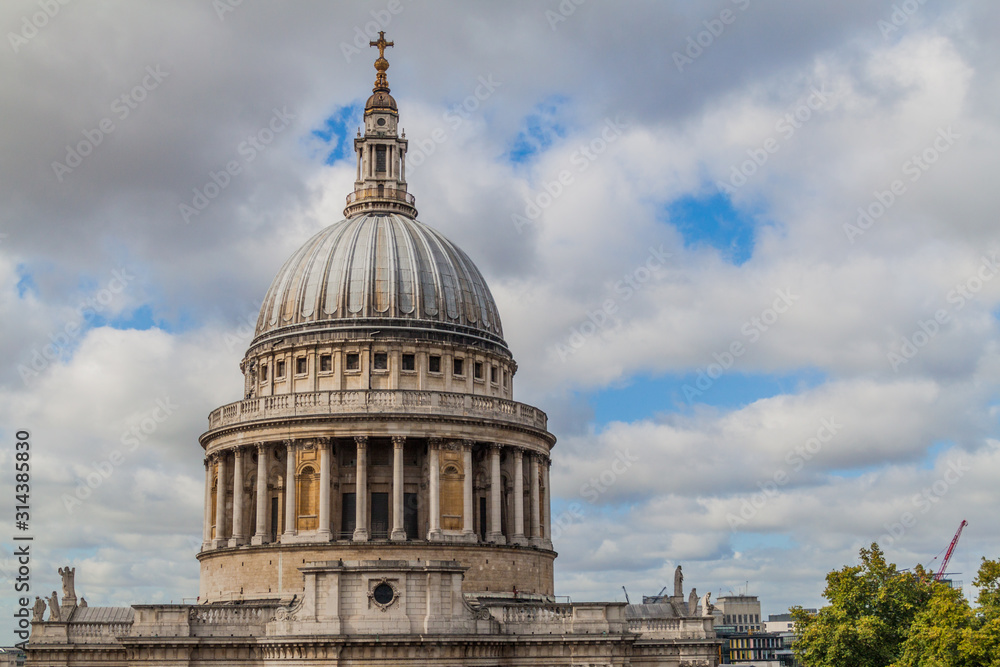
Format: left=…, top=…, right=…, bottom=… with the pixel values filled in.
left=213, top=452, right=228, bottom=549
left=530, top=453, right=542, bottom=547
left=202, top=456, right=213, bottom=549
left=353, top=436, right=369, bottom=541
left=391, top=436, right=406, bottom=541
left=542, top=455, right=552, bottom=548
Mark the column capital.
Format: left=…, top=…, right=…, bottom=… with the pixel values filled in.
left=462, top=439, right=476, bottom=451
left=354, top=435, right=369, bottom=449
left=233, top=445, right=246, bottom=457
left=391, top=435, right=406, bottom=448
left=428, top=437, right=442, bottom=450
left=284, top=439, right=297, bottom=452
left=255, top=441, right=267, bottom=452
left=487, top=442, right=503, bottom=453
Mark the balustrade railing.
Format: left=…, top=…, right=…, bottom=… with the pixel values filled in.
left=207, top=390, right=548, bottom=432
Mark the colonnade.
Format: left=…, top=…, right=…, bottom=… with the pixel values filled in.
left=202, top=437, right=551, bottom=551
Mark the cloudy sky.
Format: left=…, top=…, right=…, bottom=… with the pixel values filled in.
left=3, top=0, right=1000, bottom=638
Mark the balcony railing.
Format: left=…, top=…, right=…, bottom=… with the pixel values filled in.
left=207, top=389, right=548, bottom=432
left=345, top=187, right=415, bottom=206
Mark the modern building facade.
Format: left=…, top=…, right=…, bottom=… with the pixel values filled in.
left=26, top=35, right=721, bottom=666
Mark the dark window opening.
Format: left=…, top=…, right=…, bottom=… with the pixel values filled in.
left=453, top=358, right=464, bottom=376
left=370, top=492, right=389, bottom=539
left=320, top=354, right=332, bottom=372
left=376, top=146, right=387, bottom=173
left=479, top=497, right=487, bottom=541
left=401, top=353, right=415, bottom=371
left=341, top=493, right=356, bottom=539
left=491, top=365, right=498, bottom=383
left=474, top=361, right=483, bottom=379
left=260, top=364, right=268, bottom=381
left=429, top=355, right=441, bottom=373
left=296, top=357, right=307, bottom=375
left=346, top=353, right=360, bottom=370
left=373, top=352, right=388, bottom=370
left=404, top=492, right=419, bottom=540
left=276, top=360, right=286, bottom=378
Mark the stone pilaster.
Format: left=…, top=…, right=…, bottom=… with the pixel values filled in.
left=462, top=441, right=475, bottom=539
left=213, top=452, right=228, bottom=549
left=511, top=447, right=527, bottom=545
left=202, top=456, right=213, bottom=550
left=530, top=452, right=542, bottom=547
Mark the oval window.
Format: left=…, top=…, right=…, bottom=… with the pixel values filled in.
left=373, top=582, right=394, bottom=605
left=376, top=118, right=386, bottom=126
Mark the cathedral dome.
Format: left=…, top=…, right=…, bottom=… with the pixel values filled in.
left=252, top=212, right=506, bottom=349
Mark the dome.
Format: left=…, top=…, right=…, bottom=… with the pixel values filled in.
left=365, top=89, right=397, bottom=113
left=253, top=213, right=506, bottom=349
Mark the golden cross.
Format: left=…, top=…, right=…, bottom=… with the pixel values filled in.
left=369, top=31, right=393, bottom=59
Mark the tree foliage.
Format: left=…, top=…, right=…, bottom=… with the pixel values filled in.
left=792, top=544, right=1000, bottom=667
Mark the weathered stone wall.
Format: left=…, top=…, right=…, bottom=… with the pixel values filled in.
left=198, top=542, right=555, bottom=602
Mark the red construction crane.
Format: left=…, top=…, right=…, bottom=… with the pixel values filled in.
left=935, top=520, right=968, bottom=582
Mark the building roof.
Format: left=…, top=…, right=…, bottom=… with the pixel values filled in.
left=67, top=606, right=134, bottom=623
left=252, top=213, right=506, bottom=350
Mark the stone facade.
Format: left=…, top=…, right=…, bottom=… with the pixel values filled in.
left=26, top=33, right=721, bottom=667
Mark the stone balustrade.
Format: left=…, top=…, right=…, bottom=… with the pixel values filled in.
left=488, top=602, right=628, bottom=634
left=65, top=623, right=132, bottom=642
left=627, top=616, right=716, bottom=639
left=207, top=390, right=548, bottom=432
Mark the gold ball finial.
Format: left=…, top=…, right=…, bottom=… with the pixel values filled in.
left=369, top=31, right=394, bottom=92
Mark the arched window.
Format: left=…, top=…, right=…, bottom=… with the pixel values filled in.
left=296, top=465, right=317, bottom=531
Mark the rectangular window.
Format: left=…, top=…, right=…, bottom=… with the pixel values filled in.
left=320, top=354, right=332, bottom=372
left=453, top=358, right=464, bottom=376
left=491, top=365, right=498, bottom=383
left=276, top=360, right=286, bottom=378
left=260, top=364, right=268, bottom=381
left=429, top=355, right=441, bottom=373
left=345, top=353, right=360, bottom=371
left=295, top=357, right=307, bottom=375
left=341, top=493, right=356, bottom=539
left=373, top=352, right=388, bottom=370
left=401, top=353, right=415, bottom=371
left=376, top=145, right=387, bottom=173
left=474, top=361, right=483, bottom=379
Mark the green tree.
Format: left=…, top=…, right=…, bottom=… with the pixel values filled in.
left=791, top=543, right=933, bottom=667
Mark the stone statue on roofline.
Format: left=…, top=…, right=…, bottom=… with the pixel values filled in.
left=59, top=566, right=76, bottom=602
left=32, top=597, right=46, bottom=622
left=47, top=591, right=61, bottom=622
left=674, top=565, right=683, bottom=598
left=689, top=588, right=698, bottom=615
left=700, top=592, right=712, bottom=617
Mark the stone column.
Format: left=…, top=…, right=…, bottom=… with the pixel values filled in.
left=427, top=438, right=442, bottom=540
left=283, top=441, right=297, bottom=540
left=353, top=436, right=369, bottom=541
left=229, top=447, right=246, bottom=547
left=202, top=456, right=213, bottom=549
left=318, top=439, right=332, bottom=541
left=488, top=444, right=505, bottom=544
left=530, top=453, right=542, bottom=547
left=462, top=441, right=475, bottom=538
left=512, top=448, right=526, bottom=545
left=252, top=443, right=269, bottom=545
left=213, top=452, right=228, bottom=548
left=391, top=436, right=406, bottom=541
left=542, top=455, right=552, bottom=548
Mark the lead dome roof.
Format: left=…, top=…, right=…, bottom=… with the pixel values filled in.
left=252, top=213, right=506, bottom=351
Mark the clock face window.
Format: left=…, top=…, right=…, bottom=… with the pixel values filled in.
left=373, top=583, right=394, bottom=605
left=376, top=117, right=386, bottom=126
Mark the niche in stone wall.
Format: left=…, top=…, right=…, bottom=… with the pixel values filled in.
left=439, top=449, right=464, bottom=531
